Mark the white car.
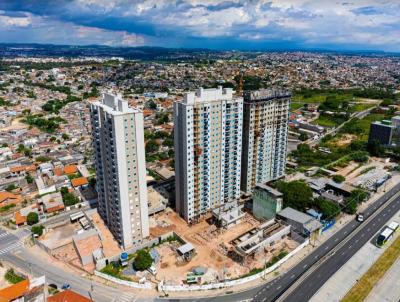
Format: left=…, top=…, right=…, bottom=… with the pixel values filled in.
left=356, top=214, right=364, bottom=222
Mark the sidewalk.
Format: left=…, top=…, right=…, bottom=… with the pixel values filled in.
left=310, top=209, right=400, bottom=302
left=365, top=258, right=400, bottom=302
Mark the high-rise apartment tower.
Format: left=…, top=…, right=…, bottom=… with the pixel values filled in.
left=174, top=87, right=243, bottom=222
left=90, top=93, right=149, bottom=249
left=241, top=89, right=291, bottom=193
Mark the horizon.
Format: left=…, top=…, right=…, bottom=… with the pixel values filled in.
left=0, top=1, right=399, bottom=53
left=1, top=42, right=399, bottom=56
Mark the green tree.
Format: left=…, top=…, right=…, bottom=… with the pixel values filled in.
left=332, top=175, right=345, bottom=183
left=314, top=198, right=341, bottom=219
left=276, top=180, right=313, bottom=211
left=27, top=212, right=39, bottom=225
left=5, top=184, right=17, bottom=192
left=367, top=139, right=384, bottom=157
left=31, top=225, right=44, bottom=237
left=25, top=174, right=34, bottom=184
left=62, top=133, right=70, bottom=140
left=299, top=133, right=308, bottom=141
left=146, top=140, right=159, bottom=153
left=134, top=249, right=153, bottom=270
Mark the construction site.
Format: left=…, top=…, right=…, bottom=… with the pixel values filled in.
left=149, top=207, right=302, bottom=285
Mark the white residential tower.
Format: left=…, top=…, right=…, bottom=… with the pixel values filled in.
left=90, top=93, right=149, bottom=249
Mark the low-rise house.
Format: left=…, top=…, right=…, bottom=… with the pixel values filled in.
left=63, top=165, right=78, bottom=175
left=47, top=290, right=92, bottom=302
left=39, top=192, right=65, bottom=213
left=277, top=207, right=322, bottom=237
left=0, top=191, right=22, bottom=208
left=71, top=177, right=88, bottom=188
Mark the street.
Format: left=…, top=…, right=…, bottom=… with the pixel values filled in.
left=1, top=183, right=399, bottom=302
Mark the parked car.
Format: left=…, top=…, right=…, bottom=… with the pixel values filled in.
left=356, top=213, right=364, bottom=222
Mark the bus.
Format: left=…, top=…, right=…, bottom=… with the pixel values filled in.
left=376, top=221, right=399, bottom=247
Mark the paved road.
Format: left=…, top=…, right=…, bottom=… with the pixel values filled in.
left=271, top=185, right=400, bottom=302
left=3, top=249, right=151, bottom=302
left=160, top=183, right=400, bottom=302
left=0, top=228, right=29, bottom=256
left=2, top=183, right=399, bottom=302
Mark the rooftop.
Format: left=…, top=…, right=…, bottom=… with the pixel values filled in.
left=93, top=93, right=140, bottom=115
left=47, top=290, right=92, bottom=302
left=183, top=86, right=237, bottom=104
left=0, top=279, right=29, bottom=302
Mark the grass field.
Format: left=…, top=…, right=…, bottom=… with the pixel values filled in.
left=339, top=113, right=386, bottom=141
left=312, top=115, right=338, bottom=127
left=290, top=102, right=304, bottom=110
left=342, top=235, right=400, bottom=302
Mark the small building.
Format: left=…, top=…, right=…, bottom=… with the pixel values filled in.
left=63, top=164, right=78, bottom=175
left=71, top=177, right=88, bottom=188
left=72, top=229, right=104, bottom=266
left=321, top=190, right=344, bottom=204
left=0, top=279, right=29, bottom=302
left=39, top=192, right=65, bottom=213
left=177, top=243, right=195, bottom=261
left=0, top=191, right=22, bottom=208
left=252, top=183, right=283, bottom=221
left=277, top=207, right=322, bottom=237
left=230, top=220, right=291, bottom=263
left=47, top=290, right=92, bottom=302
left=212, top=201, right=245, bottom=228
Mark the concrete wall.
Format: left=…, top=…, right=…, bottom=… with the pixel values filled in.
left=94, top=270, right=152, bottom=289
left=158, top=239, right=309, bottom=292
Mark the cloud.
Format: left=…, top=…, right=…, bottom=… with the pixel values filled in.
left=0, top=0, right=399, bottom=51
left=0, top=10, right=146, bottom=46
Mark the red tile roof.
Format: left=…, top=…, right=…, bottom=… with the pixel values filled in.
left=0, top=279, right=29, bottom=302
left=71, top=177, right=88, bottom=187
left=47, top=290, right=92, bottom=302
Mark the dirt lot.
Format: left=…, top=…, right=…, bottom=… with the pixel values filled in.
left=150, top=209, right=299, bottom=285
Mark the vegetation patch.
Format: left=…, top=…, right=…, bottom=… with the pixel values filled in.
left=5, top=269, right=25, bottom=284
left=342, top=236, right=400, bottom=302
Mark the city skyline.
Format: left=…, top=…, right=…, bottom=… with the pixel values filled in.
left=0, top=1, right=399, bottom=52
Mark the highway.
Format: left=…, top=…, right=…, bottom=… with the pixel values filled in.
left=161, top=183, right=400, bottom=302
left=251, top=183, right=400, bottom=302
left=1, top=183, right=399, bottom=302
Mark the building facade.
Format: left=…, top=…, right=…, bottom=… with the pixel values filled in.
left=253, top=183, right=283, bottom=221
left=174, top=87, right=243, bottom=222
left=90, top=93, right=149, bottom=249
left=241, top=89, right=291, bottom=193
left=368, top=120, right=394, bottom=146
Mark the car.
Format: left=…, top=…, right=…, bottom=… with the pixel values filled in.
left=61, top=283, right=71, bottom=290
left=356, top=214, right=364, bottom=222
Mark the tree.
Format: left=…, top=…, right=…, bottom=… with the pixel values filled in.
left=27, top=212, right=39, bottom=225
left=314, top=198, right=341, bottom=219
left=367, top=139, right=384, bottom=157
left=62, top=133, right=70, bottom=140
left=147, top=100, right=157, bottom=110
left=145, top=140, right=159, bottom=154
left=275, top=180, right=313, bottom=211
left=332, top=175, right=345, bottom=183
left=25, top=174, right=34, bottom=184
left=134, top=249, right=153, bottom=270
left=350, top=151, right=369, bottom=163
left=31, top=225, right=44, bottom=237
left=5, top=184, right=17, bottom=192
left=299, top=133, right=308, bottom=141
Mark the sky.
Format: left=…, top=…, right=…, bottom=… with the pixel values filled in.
left=0, top=0, right=399, bottom=52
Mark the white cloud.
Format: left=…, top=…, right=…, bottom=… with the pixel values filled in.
left=0, top=11, right=146, bottom=46
left=0, top=12, right=32, bottom=27
left=1, top=0, right=400, bottom=50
